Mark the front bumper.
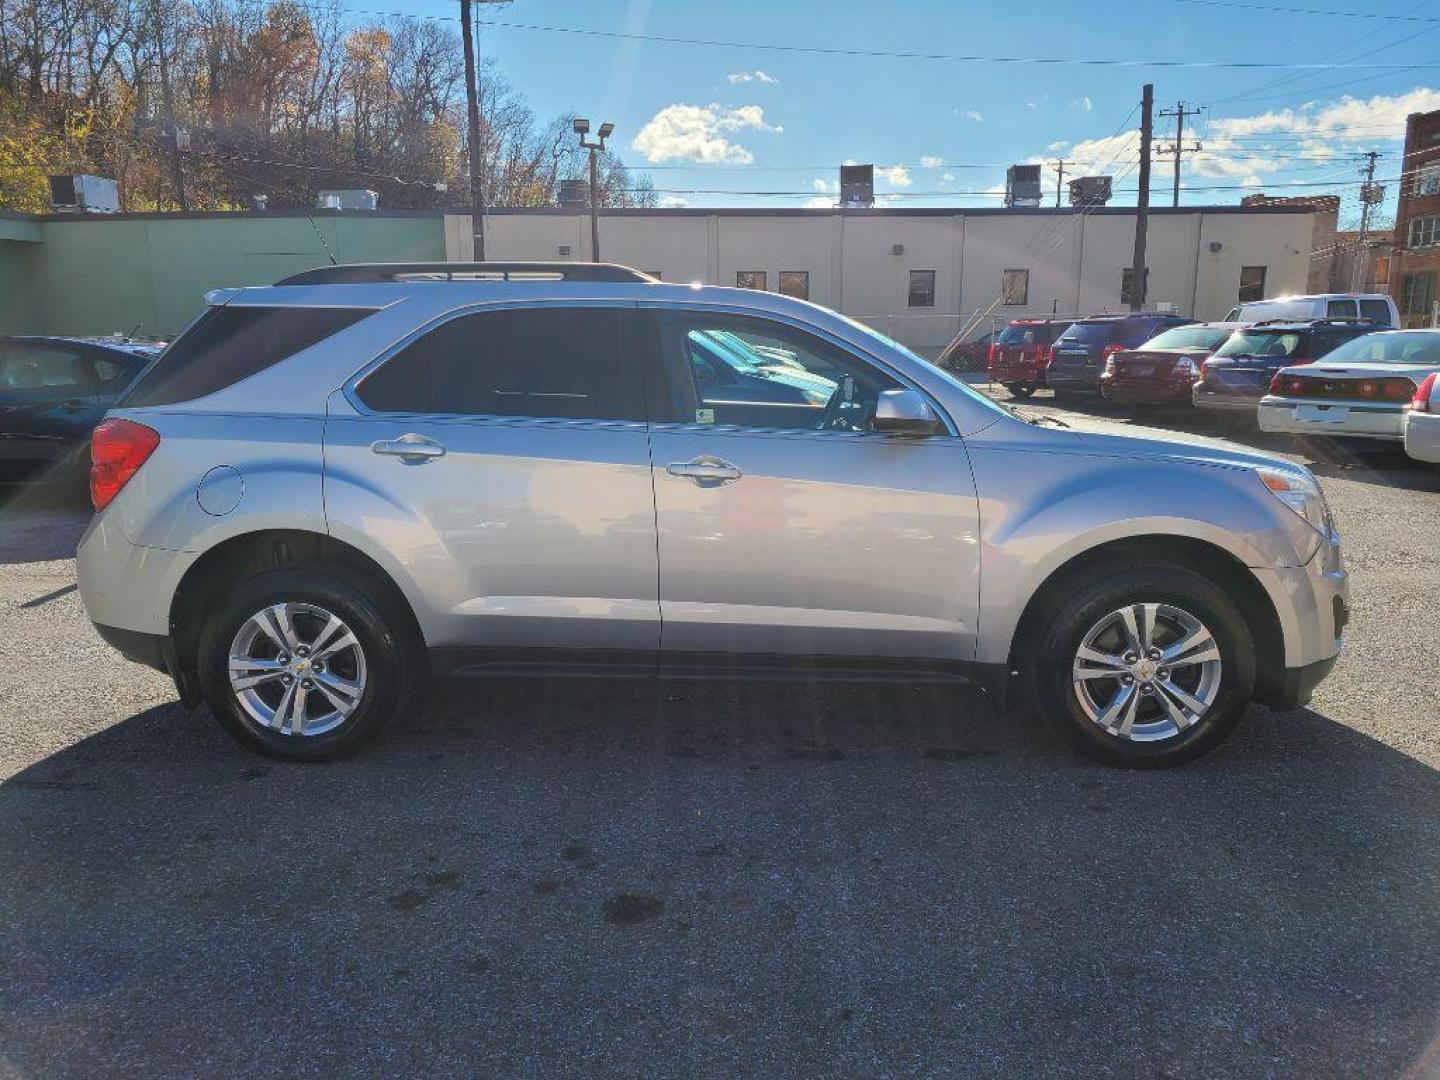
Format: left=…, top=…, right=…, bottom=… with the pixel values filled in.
left=1257, top=397, right=1407, bottom=441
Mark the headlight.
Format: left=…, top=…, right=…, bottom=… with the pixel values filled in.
left=1255, top=465, right=1333, bottom=536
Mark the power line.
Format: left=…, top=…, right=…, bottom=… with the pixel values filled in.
left=334, top=8, right=1440, bottom=69
left=1171, top=0, right=1440, bottom=21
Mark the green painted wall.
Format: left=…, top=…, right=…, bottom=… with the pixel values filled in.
left=0, top=213, right=448, bottom=339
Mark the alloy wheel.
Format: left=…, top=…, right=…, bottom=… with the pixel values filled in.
left=227, top=602, right=368, bottom=737
left=1071, top=602, right=1223, bottom=742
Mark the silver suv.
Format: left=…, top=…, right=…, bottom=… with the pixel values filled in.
left=77, top=262, right=1349, bottom=767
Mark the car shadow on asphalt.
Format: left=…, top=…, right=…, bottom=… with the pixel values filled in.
left=0, top=483, right=91, bottom=565
left=2, top=683, right=1438, bottom=1077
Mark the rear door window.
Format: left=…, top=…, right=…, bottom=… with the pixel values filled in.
left=357, top=306, right=642, bottom=422
left=124, top=306, right=374, bottom=406
left=1359, top=299, right=1392, bottom=325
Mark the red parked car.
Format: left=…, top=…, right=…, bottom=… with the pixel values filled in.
left=937, top=327, right=1000, bottom=373
left=1099, top=322, right=1245, bottom=408
left=986, top=318, right=1073, bottom=398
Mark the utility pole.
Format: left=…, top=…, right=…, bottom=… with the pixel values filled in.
left=1353, top=150, right=1384, bottom=291
left=1051, top=159, right=1069, bottom=207
left=1157, top=101, right=1203, bottom=209
left=460, top=0, right=488, bottom=260
left=1130, top=83, right=1154, bottom=313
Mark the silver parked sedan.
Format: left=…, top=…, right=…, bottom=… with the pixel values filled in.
left=77, top=262, right=1348, bottom=768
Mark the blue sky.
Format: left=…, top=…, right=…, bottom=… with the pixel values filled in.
left=399, top=0, right=1440, bottom=224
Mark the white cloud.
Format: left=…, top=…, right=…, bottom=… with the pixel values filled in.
left=1026, top=101, right=1039, bottom=112
left=726, top=69, right=779, bottom=85
left=1047, top=140, right=1069, bottom=152
left=1071, top=96, right=1093, bottom=111
left=961, top=109, right=984, bottom=122
left=876, top=164, right=913, bottom=188
left=631, top=103, right=783, bottom=164
left=804, top=196, right=835, bottom=208
left=659, top=195, right=691, bottom=208
left=941, top=171, right=956, bottom=183
left=919, top=154, right=945, bottom=168
left=812, top=177, right=838, bottom=194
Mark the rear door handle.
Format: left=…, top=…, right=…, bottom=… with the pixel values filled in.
left=372, top=434, right=446, bottom=460
left=666, top=457, right=742, bottom=485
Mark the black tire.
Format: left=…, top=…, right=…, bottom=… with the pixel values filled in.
left=197, top=567, right=419, bottom=761
left=1025, top=563, right=1256, bottom=768
left=1007, top=382, right=1036, bottom=399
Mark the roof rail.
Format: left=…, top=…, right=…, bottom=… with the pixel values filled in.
left=275, top=261, right=656, bottom=286
left=1250, top=316, right=1378, bottom=327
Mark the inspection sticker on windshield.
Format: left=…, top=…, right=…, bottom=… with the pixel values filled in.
left=695, top=408, right=715, bottom=424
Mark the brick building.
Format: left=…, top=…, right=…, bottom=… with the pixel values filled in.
left=1392, top=109, right=1440, bottom=327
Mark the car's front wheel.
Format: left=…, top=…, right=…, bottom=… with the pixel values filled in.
left=1027, top=564, right=1255, bottom=767
left=1005, top=382, right=1036, bottom=399
left=197, top=569, right=416, bottom=760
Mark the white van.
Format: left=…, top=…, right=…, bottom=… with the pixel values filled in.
left=1224, top=293, right=1398, bottom=327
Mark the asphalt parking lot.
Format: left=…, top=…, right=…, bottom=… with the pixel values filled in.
left=2, top=397, right=1438, bottom=1078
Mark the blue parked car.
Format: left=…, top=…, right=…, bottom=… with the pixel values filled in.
left=0, top=335, right=162, bottom=485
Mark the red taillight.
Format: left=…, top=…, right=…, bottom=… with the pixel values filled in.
left=986, top=343, right=997, bottom=368
left=1269, top=372, right=1285, bottom=394
left=1270, top=373, right=1307, bottom=396
left=1101, top=343, right=1125, bottom=358
left=1415, top=372, right=1438, bottom=413
left=1382, top=378, right=1415, bottom=401
left=90, top=418, right=160, bottom=511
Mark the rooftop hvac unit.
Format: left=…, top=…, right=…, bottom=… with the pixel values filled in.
left=1068, top=175, right=1113, bottom=207
left=48, top=174, right=120, bottom=214
left=316, top=189, right=378, bottom=211
left=1004, top=164, right=1042, bottom=208
left=839, top=164, right=874, bottom=208
left=558, top=179, right=590, bottom=208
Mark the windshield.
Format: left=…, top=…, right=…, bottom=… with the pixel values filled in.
left=997, top=324, right=1045, bottom=346
left=1057, top=321, right=1120, bottom=345
left=1314, top=331, right=1440, bottom=365
left=1213, top=330, right=1302, bottom=359
left=1139, top=326, right=1231, bottom=351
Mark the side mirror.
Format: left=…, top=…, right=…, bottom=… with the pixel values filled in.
left=872, top=389, right=944, bottom=435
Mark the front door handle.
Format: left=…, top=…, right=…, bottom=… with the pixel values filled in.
left=667, top=456, right=742, bottom=485
left=372, top=433, right=446, bottom=461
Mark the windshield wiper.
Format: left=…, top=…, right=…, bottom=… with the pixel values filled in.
left=1008, top=405, right=1070, bottom=428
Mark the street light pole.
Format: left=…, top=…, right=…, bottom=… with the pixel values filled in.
left=574, top=118, right=614, bottom=262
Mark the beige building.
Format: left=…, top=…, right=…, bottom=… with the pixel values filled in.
left=1, top=203, right=1314, bottom=354
left=484, top=205, right=1315, bottom=354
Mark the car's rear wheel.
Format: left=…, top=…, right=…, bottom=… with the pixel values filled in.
left=197, top=569, right=414, bottom=760
left=1026, top=564, right=1255, bottom=767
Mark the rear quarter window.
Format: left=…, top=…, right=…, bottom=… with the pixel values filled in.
left=123, top=305, right=374, bottom=407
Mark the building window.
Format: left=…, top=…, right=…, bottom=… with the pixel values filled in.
left=736, top=271, right=767, bottom=290
left=1000, top=269, right=1028, bottom=306
left=778, top=271, right=810, bottom=300
left=1416, top=163, right=1440, bottom=197
left=1408, top=215, right=1440, bottom=249
left=908, top=269, right=937, bottom=307
left=1239, top=265, right=1267, bottom=303
left=1120, top=267, right=1150, bottom=307
left=1400, top=272, right=1435, bottom=319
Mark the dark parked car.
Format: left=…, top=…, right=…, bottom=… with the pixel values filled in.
left=985, top=318, right=1073, bottom=397
left=1099, top=322, right=1245, bottom=408
left=0, top=335, right=161, bottom=484
left=937, top=327, right=1000, bottom=373
left=1192, top=319, right=1375, bottom=419
left=1047, top=314, right=1196, bottom=397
